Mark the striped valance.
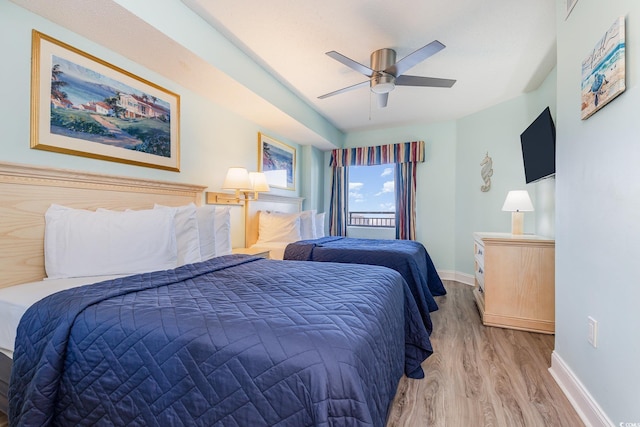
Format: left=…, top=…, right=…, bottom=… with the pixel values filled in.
left=329, top=141, right=425, bottom=167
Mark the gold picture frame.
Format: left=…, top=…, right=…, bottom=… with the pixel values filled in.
left=258, top=132, right=295, bottom=190
left=31, top=30, right=180, bottom=171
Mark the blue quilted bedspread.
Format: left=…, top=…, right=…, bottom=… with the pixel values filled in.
left=9, top=256, right=432, bottom=426
left=283, top=237, right=446, bottom=330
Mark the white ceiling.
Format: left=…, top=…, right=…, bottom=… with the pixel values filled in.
left=11, top=0, right=556, bottom=147
left=11, top=0, right=342, bottom=148
left=182, top=0, right=557, bottom=133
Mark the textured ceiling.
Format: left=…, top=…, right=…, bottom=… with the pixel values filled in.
left=182, top=0, right=557, bottom=132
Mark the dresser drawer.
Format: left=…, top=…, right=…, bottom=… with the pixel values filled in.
left=475, top=261, right=485, bottom=291
left=473, top=232, right=555, bottom=334
left=474, top=240, right=485, bottom=266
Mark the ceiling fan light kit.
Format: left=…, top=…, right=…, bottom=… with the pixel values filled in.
left=370, top=48, right=396, bottom=94
left=319, top=40, right=456, bottom=108
left=371, top=76, right=395, bottom=94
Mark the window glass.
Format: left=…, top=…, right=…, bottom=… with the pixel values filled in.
left=348, top=164, right=395, bottom=228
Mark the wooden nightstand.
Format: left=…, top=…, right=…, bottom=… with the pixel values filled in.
left=232, top=247, right=271, bottom=259
left=473, top=232, right=555, bottom=334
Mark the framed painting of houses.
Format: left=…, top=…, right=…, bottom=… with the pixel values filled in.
left=258, top=132, right=295, bottom=190
left=31, top=30, right=180, bottom=171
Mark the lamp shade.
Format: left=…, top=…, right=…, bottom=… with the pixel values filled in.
left=249, top=172, right=270, bottom=192
left=222, top=167, right=252, bottom=190
left=501, top=190, right=534, bottom=212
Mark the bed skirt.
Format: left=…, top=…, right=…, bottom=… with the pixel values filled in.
left=0, top=352, right=11, bottom=414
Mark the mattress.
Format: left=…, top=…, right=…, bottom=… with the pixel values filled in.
left=0, top=274, right=122, bottom=416
left=10, top=255, right=432, bottom=426
left=0, top=352, right=9, bottom=415
left=0, top=274, right=123, bottom=358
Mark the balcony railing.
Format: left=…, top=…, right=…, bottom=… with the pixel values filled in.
left=348, top=211, right=395, bottom=228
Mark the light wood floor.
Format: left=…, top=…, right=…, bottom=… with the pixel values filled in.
left=0, top=281, right=582, bottom=427
left=387, top=280, right=584, bottom=427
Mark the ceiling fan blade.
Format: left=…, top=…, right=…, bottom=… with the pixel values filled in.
left=395, top=74, right=456, bottom=88
left=318, top=80, right=370, bottom=99
left=385, top=40, right=446, bottom=77
left=376, top=92, right=389, bottom=108
left=326, top=51, right=374, bottom=77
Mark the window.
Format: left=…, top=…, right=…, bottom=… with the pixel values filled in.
left=348, top=164, right=396, bottom=228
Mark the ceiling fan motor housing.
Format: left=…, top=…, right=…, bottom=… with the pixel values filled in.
left=370, top=48, right=396, bottom=94
left=318, top=40, right=454, bottom=105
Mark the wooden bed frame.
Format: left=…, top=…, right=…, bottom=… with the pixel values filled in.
left=245, top=194, right=304, bottom=247
left=0, top=161, right=208, bottom=416
left=205, top=192, right=303, bottom=248
left=0, top=161, right=207, bottom=290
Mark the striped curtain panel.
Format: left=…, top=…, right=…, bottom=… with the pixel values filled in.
left=329, top=141, right=424, bottom=240
left=395, top=162, right=417, bottom=240
left=329, top=166, right=348, bottom=236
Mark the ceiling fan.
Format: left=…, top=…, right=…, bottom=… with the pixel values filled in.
left=318, top=40, right=456, bottom=108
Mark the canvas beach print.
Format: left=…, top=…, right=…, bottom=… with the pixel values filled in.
left=581, top=17, right=625, bottom=120
left=31, top=30, right=180, bottom=171
left=258, top=133, right=295, bottom=190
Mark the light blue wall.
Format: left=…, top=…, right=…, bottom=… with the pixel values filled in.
left=455, top=68, right=557, bottom=275
left=300, top=145, right=325, bottom=212
left=5, top=0, right=635, bottom=422
left=556, top=0, right=640, bottom=422
left=327, top=70, right=557, bottom=275
left=332, top=122, right=458, bottom=271
left=0, top=1, right=313, bottom=202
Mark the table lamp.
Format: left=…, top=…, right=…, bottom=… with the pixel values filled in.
left=502, top=190, right=534, bottom=235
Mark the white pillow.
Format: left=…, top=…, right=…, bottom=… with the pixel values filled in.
left=256, top=211, right=302, bottom=244
left=315, top=212, right=326, bottom=238
left=299, top=210, right=317, bottom=240
left=45, top=204, right=177, bottom=279
left=154, top=203, right=202, bottom=266
left=195, top=205, right=217, bottom=260
left=214, top=206, right=232, bottom=256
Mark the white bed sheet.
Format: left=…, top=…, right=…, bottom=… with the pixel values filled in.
left=0, top=274, right=124, bottom=358
left=249, top=241, right=290, bottom=260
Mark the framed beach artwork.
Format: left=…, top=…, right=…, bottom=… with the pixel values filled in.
left=31, top=30, right=180, bottom=171
left=258, top=132, right=295, bottom=190
left=581, top=17, right=626, bottom=120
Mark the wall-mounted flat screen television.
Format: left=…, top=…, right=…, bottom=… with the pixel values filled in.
left=520, top=106, right=556, bottom=183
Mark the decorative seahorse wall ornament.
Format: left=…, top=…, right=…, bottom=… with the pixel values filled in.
left=480, top=152, right=493, bottom=192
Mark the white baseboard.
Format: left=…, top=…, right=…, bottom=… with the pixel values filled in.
left=548, top=351, right=614, bottom=427
left=436, top=276, right=614, bottom=426
left=438, top=270, right=474, bottom=286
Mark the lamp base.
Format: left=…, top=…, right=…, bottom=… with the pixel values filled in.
left=511, top=211, right=524, bottom=235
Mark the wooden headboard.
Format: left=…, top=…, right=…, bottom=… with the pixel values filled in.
left=245, top=194, right=304, bottom=247
left=0, top=161, right=206, bottom=289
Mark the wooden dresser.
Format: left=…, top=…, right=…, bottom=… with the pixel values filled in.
left=473, top=232, right=555, bottom=334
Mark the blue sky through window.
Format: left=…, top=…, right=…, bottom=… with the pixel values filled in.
left=348, top=164, right=395, bottom=212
